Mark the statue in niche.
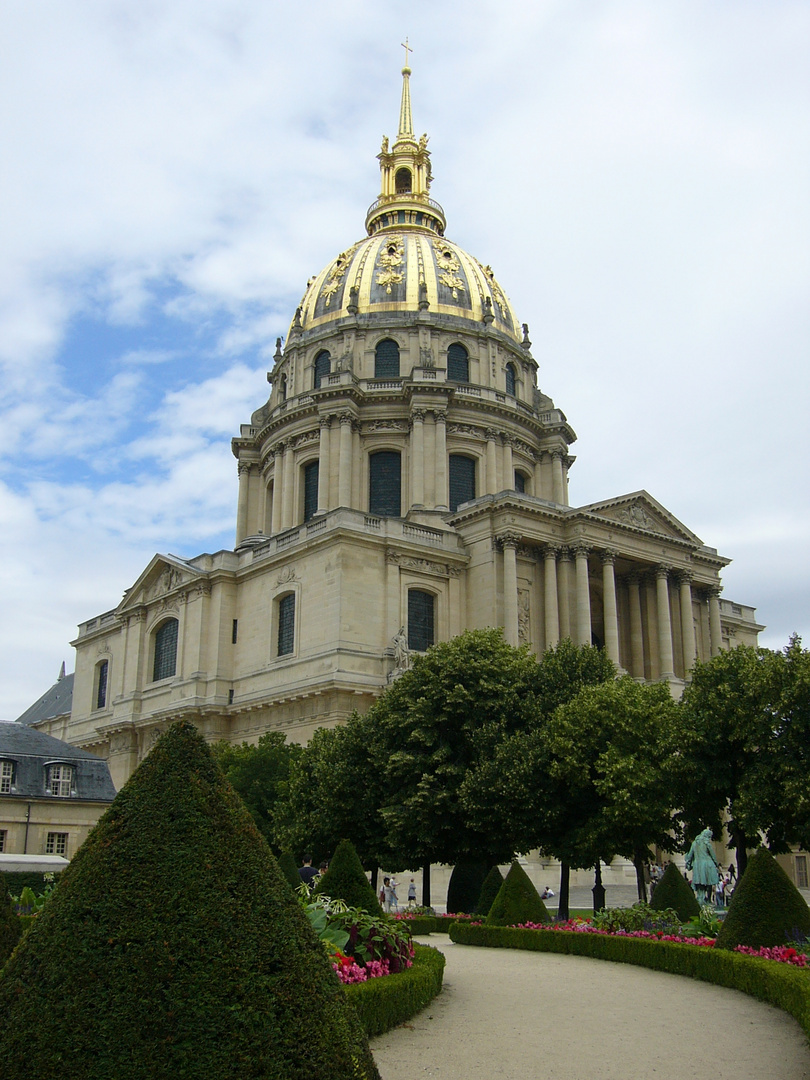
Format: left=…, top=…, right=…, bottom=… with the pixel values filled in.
left=390, top=626, right=410, bottom=678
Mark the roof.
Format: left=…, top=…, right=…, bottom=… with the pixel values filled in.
left=15, top=672, right=74, bottom=727
left=0, top=722, right=116, bottom=802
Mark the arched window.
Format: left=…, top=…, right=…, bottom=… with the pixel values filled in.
left=447, top=343, right=469, bottom=382
left=95, top=659, right=109, bottom=710
left=278, top=593, right=295, bottom=656
left=369, top=451, right=401, bottom=517
left=395, top=167, right=412, bottom=193
left=374, top=338, right=400, bottom=378
left=408, top=590, right=435, bottom=652
left=449, top=454, right=476, bottom=512
left=514, top=471, right=526, bottom=494
left=153, top=619, right=178, bottom=682
left=303, top=461, right=319, bottom=522
left=505, top=362, right=517, bottom=396
left=313, top=350, right=331, bottom=389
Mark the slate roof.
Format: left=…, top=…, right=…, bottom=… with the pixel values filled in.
left=15, top=672, right=74, bottom=727
left=0, top=722, right=116, bottom=802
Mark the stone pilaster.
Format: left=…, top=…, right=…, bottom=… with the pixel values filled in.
left=626, top=571, right=645, bottom=679
left=500, top=532, right=520, bottom=646
left=543, top=544, right=560, bottom=648
left=317, top=416, right=331, bottom=515
left=677, top=570, right=697, bottom=676
left=601, top=550, right=620, bottom=666
left=410, top=408, right=425, bottom=506
left=434, top=409, right=448, bottom=510
left=655, top=565, right=675, bottom=679
left=573, top=543, right=592, bottom=646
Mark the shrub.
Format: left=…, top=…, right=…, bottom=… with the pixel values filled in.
left=0, top=892, right=22, bottom=969
left=277, top=850, right=302, bottom=892
left=315, top=839, right=382, bottom=915
left=487, top=861, right=551, bottom=926
left=475, top=865, right=505, bottom=916
left=0, top=720, right=380, bottom=1080
left=446, top=859, right=488, bottom=914
left=344, top=943, right=446, bottom=1037
left=650, top=862, right=700, bottom=921
left=716, top=847, right=810, bottom=951
left=592, top=902, right=681, bottom=935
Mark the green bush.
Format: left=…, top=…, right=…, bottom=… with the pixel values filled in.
left=593, top=902, right=681, bottom=934
left=0, top=892, right=22, bottom=969
left=716, top=847, right=810, bottom=951
left=650, top=862, right=700, bottom=920
left=446, top=859, right=488, bottom=914
left=399, top=914, right=475, bottom=935
left=0, top=720, right=380, bottom=1080
left=448, top=921, right=810, bottom=1042
left=315, top=839, right=382, bottom=915
left=344, top=943, right=446, bottom=1037
left=475, top=865, right=505, bottom=916
left=277, top=850, right=302, bottom=892
left=0, top=871, right=62, bottom=898
left=487, top=861, right=551, bottom=926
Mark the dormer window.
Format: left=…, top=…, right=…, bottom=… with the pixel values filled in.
left=395, top=167, right=412, bottom=193
left=48, top=763, right=74, bottom=798
left=0, top=760, right=14, bottom=794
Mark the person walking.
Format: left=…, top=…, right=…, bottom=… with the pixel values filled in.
left=407, top=879, right=417, bottom=906
left=298, top=855, right=318, bottom=888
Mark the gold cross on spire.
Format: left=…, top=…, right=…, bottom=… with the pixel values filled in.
left=401, top=37, right=412, bottom=69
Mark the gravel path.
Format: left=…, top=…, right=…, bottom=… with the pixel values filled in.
left=369, top=938, right=810, bottom=1080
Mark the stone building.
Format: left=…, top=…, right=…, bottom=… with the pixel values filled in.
left=30, top=65, right=762, bottom=813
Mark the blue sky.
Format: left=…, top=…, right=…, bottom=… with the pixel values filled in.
left=1, top=1, right=808, bottom=718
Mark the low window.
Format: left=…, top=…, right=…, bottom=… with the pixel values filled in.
left=408, top=590, right=435, bottom=653
left=46, top=832, right=68, bottom=856
left=797, top=855, right=809, bottom=889
left=447, top=343, right=469, bottom=382
left=0, top=760, right=14, bottom=794
left=505, top=362, right=517, bottom=396
left=369, top=451, right=401, bottom=517
left=95, top=659, right=109, bottom=710
left=374, top=338, right=400, bottom=378
left=48, top=764, right=73, bottom=798
left=449, top=455, right=476, bottom=512
left=278, top=593, right=295, bottom=657
left=0, top=830, right=6, bottom=853
left=303, top=460, right=319, bottom=522
left=514, top=471, right=526, bottom=494
left=153, top=619, right=178, bottom=682
left=314, top=350, right=331, bottom=389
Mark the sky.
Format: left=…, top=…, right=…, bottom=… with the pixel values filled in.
left=1, top=0, right=808, bottom=719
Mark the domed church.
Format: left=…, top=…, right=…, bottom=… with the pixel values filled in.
left=32, top=63, right=762, bottom=789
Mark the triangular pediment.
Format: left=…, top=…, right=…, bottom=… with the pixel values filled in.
left=118, top=554, right=201, bottom=613
left=575, top=491, right=703, bottom=546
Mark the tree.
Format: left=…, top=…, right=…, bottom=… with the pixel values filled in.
left=0, top=721, right=380, bottom=1080
left=210, top=731, right=301, bottom=850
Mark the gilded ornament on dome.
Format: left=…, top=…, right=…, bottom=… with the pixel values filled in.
left=482, top=263, right=507, bottom=314
left=375, top=235, right=405, bottom=294
left=320, top=243, right=359, bottom=307
left=432, top=238, right=465, bottom=298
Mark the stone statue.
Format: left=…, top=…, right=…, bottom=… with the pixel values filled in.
left=392, top=626, right=409, bottom=672
left=381, top=135, right=389, bottom=154
left=684, top=828, right=720, bottom=903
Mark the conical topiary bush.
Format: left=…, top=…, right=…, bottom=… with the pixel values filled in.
left=0, top=883, right=22, bottom=970
left=278, top=850, right=303, bottom=892
left=650, top=861, right=700, bottom=921
left=475, top=864, right=505, bottom=916
left=446, top=859, right=488, bottom=914
left=487, top=861, right=551, bottom=926
left=715, top=847, right=810, bottom=951
left=0, top=721, right=381, bottom=1080
left=314, top=839, right=382, bottom=914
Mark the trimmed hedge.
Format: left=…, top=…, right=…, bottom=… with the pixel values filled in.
left=487, top=861, right=551, bottom=926
left=650, top=862, right=700, bottom=921
left=475, top=865, right=505, bottom=916
left=446, top=859, right=488, bottom=915
left=344, top=943, right=446, bottom=1037
left=398, top=915, right=476, bottom=935
left=315, top=839, right=382, bottom=915
left=448, top=922, right=810, bottom=1041
left=277, top=851, right=302, bottom=892
left=716, top=847, right=810, bottom=951
left=0, top=892, right=22, bottom=969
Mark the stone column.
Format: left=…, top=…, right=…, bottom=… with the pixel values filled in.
left=626, top=571, right=645, bottom=679
left=655, top=565, right=675, bottom=679
left=338, top=412, right=353, bottom=507
left=678, top=571, right=697, bottom=676
left=271, top=447, right=283, bottom=534
left=235, top=462, right=250, bottom=544
left=501, top=533, right=520, bottom=646
left=317, top=416, right=331, bottom=515
left=502, top=435, right=514, bottom=490
left=573, top=543, right=592, bottom=646
left=533, top=451, right=544, bottom=500
left=434, top=409, right=448, bottom=510
left=411, top=409, right=425, bottom=506
left=708, top=585, right=723, bottom=657
left=543, top=545, right=560, bottom=648
left=558, top=548, right=572, bottom=640
left=486, top=430, right=499, bottom=494
left=281, top=442, right=295, bottom=529
left=551, top=450, right=565, bottom=504
left=601, top=550, right=620, bottom=666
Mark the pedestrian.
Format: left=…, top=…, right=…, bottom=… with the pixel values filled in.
left=389, top=877, right=399, bottom=912
left=298, top=855, right=318, bottom=888
left=381, top=876, right=391, bottom=911
left=407, top=878, right=417, bottom=906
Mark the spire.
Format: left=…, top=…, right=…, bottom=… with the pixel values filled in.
left=57, top=661, right=66, bottom=681
left=398, top=39, right=413, bottom=139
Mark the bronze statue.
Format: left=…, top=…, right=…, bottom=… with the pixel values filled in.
left=685, top=828, right=720, bottom=903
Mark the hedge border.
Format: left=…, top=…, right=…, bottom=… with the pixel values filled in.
left=344, top=942, right=446, bottom=1038
left=448, top=923, right=810, bottom=1042
left=397, top=915, right=474, bottom=935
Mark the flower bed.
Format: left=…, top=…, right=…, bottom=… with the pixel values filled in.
left=343, top=942, right=446, bottom=1038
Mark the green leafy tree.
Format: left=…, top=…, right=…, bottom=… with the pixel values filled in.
left=0, top=721, right=380, bottom=1080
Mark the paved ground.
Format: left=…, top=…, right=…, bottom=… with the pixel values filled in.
left=369, top=937, right=810, bottom=1080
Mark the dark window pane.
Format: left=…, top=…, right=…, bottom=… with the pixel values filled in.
left=515, top=471, right=525, bottom=493
left=278, top=594, right=295, bottom=656
left=153, top=619, right=178, bottom=681
left=374, top=338, right=400, bottom=378
left=505, top=363, right=516, bottom=396
left=96, top=660, right=108, bottom=709
left=447, top=343, right=469, bottom=382
left=408, top=590, right=435, bottom=652
left=369, top=451, right=401, bottom=517
left=304, top=460, right=319, bottom=522
left=395, top=167, right=412, bottom=193
left=449, top=455, right=476, bottom=512
left=314, top=350, right=331, bottom=389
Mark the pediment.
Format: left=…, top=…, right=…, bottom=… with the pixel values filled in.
left=576, top=491, right=703, bottom=546
left=118, top=554, right=201, bottom=612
